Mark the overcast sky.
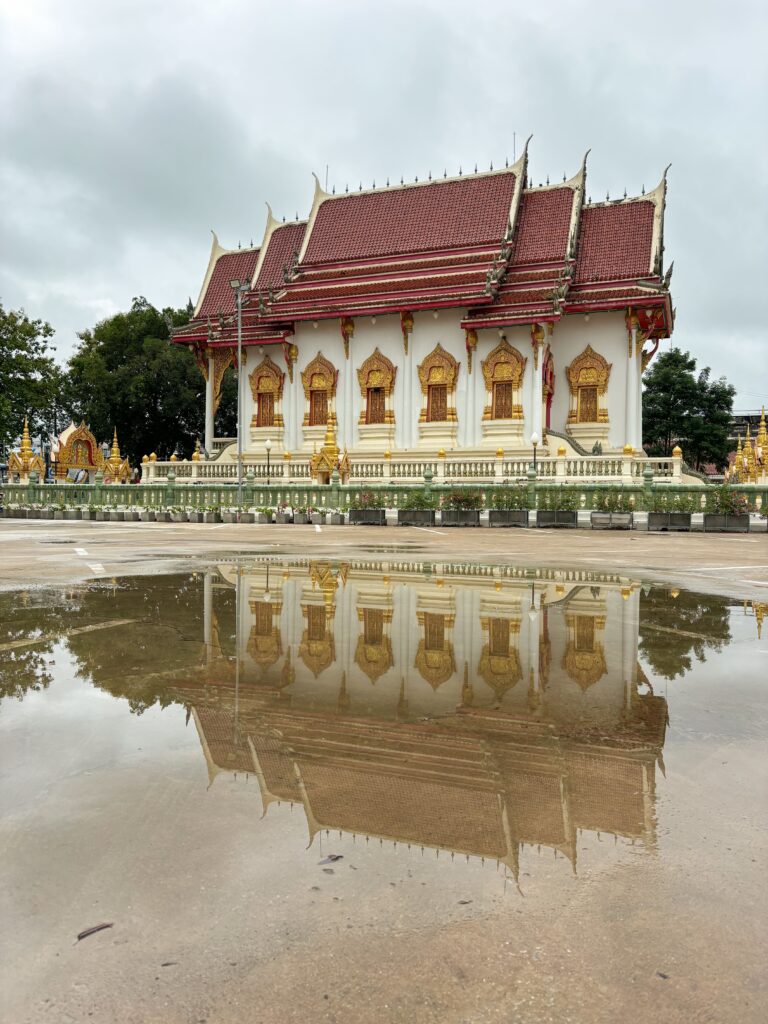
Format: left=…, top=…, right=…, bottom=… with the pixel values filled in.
left=1, top=0, right=766, bottom=407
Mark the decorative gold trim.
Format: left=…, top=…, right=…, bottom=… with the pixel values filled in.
left=400, top=310, right=414, bottom=355
left=54, top=421, right=104, bottom=480
left=212, top=348, right=235, bottom=416
left=464, top=328, right=478, bottom=375
left=249, top=353, right=285, bottom=427
left=340, top=316, right=354, bottom=360
left=417, top=343, right=459, bottom=423
left=357, top=348, right=397, bottom=426
left=283, top=341, right=298, bottom=384
left=565, top=345, right=612, bottom=425
left=481, top=339, right=526, bottom=421
left=301, top=351, right=339, bottom=427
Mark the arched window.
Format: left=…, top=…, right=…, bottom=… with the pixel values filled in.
left=301, top=352, right=338, bottom=428
left=481, top=339, right=526, bottom=421
left=566, top=346, right=611, bottom=425
left=248, top=354, right=285, bottom=429
left=417, top=344, right=459, bottom=424
left=357, top=348, right=396, bottom=426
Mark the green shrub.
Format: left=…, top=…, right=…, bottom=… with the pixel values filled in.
left=537, top=486, right=579, bottom=511
left=705, top=486, right=749, bottom=516
left=491, top=485, right=528, bottom=511
left=444, top=487, right=483, bottom=511
left=349, top=489, right=384, bottom=510
left=594, top=488, right=634, bottom=512
left=401, top=489, right=437, bottom=510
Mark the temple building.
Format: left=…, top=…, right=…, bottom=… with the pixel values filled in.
left=160, top=142, right=675, bottom=483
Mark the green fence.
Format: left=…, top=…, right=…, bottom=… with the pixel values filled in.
left=2, top=468, right=767, bottom=514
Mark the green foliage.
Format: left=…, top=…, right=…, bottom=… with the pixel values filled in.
left=0, top=303, right=59, bottom=456
left=649, top=490, right=698, bottom=513
left=61, top=297, right=236, bottom=464
left=490, top=485, right=528, bottom=510
left=537, top=486, right=579, bottom=511
left=349, top=489, right=385, bottom=510
left=705, top=485, right=749, bottom=516
left=643, top=347, right=735, bottom=471
left=444, top=487, right=483, bottom=511
left=639, top=587, right=732, bottom=680
left=401, top=488, right=437, bottom=510
left=593, top=488, right=634, bottom=512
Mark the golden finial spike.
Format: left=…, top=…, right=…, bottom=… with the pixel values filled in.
left=20, top=416, right=32, bottom=455
left=110, top=428, right=121, bottom=460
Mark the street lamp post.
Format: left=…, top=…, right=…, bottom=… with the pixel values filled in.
left=265, top=437, right=272, bottom=486
left=230, top=279, right=249, bottom=515
left=530, top=431, right=540, bottom=473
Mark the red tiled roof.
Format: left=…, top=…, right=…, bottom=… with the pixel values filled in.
left=303, top=173, right=517, bottom=265
left=575, top=201, right=654, bottom=284
left=512, top=188, right=574, bottom=265
left=254, top=221, right=307, bottom=292
left=197, top=249, right=260, bottom=318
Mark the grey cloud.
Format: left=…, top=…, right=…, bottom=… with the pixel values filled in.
left=0, top=0, right=765, bottom=406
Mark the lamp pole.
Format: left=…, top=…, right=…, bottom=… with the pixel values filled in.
left=530, top=431, right=540, bottom=473
left=265, top=437, right=272, bottom=486
left=230, top=279, right=249, bottom=515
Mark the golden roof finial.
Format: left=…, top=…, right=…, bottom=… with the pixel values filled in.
left=110, top=428, right=121, bottom=461
left=323, top=410, right=338, bottom=451
left=192, top=439, right=201, bottom=462
left=20, top=416, right=32, bottom=456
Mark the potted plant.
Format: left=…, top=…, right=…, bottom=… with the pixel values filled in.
left=536, top=486, right=579, bottom=528
left=275, top=503, right=293, bottom=524
left=648, top=492, right=695, bottom=532
left=124, top=507, right=140, bottom=522
left=309, top=506, right=326, bottom=525
left=221, top=508, right=238, bottom=524
left=240, top=508, right=256, bottom=524
left=64, top=505, right=81, bottom=521
left=169, top=506, right=187, bottom=523
left=94, top=505, right=108, bottom=522
left=52, top=502, right=67, bottom=520
left=154, top=508, right=172, bottom=523
left=327, top=507, right=346, bottom=526
left=591, top=489, right=634, bottom=530
left=293, top=505, right=310, bottom=525
left=397, top=488, right=437, bottom=526
left=202, top=506, right=220, bottom=524
left=703, top=486, right=750, bottom=533
left=139, top=507, right=156, bottom=522
left=256, top=506, right=274, bottom=524
left=489, top=486, right=529, bottom=527
left=348, top=490, right=387, bottom=525
left=441, top=488, right=483, bottom=527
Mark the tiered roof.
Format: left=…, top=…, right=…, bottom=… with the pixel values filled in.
left=174, top=144, right=673, bottom=351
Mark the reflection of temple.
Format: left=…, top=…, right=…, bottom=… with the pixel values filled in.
left=174, top=561, right=667, bottom=877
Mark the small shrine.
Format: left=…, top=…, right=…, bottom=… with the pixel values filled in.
left=8, top=418, right=45, bottom=482
left=728, top=409, right=767, bottom=484
left=52, top=421, right=103, bottom=482
left=309, top=415, right=351, bottom=484
left=102, top=429, right=132, bottom=484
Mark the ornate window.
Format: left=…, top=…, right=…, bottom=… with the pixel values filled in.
left=563, top=611, right=607, bottom=690
left=417, top=344, right=459, bottom=423
left=355, top=606, right=394, bottom=684
left=566, top=345, right=611, bottom=424
left=357, top=348, right=396, bottom=426
left=301, top=352, right=338, bottom=427
left=481, top=339, right=526, bottom=420
left=414, top=610, right=456, bottom=689
left=249, top=354, right=284, bottom=429
left=477, top=617, right=522, bottom=697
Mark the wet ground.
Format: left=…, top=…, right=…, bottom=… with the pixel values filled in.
left=1, top=555, right=766, bottom=1023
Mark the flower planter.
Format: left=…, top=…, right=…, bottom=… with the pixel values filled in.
left=53, top=510, right=65, bottom=520
left=240, top=512, right=255, bottom=524
left=257, top=513, right=272, bottom=524
left=703, top=514, right=750, bottom=533
left=349, top=509, right=387, bottom=526
left=170, top=512, right=187, bottom=523
left=64, top=509, right=81, bottom=521
left=39, top=510, right=54, bottom=520
left=202, top=512, right=220, bottom=524
left=488, top=509, right=529, bottom=528
left=222, top=512, right=237, bottom=524
left=441, top=510, right=481, bottom=527
left=591, top=511, right=633, bottom=530
left=647, top=512, right=692, bottom=532
left=186, top=512, right=203, bottom=523
left=398, top=509, right=436, bottom=527
left=310, top=513, right=326, bottom=525
left=293, top=513, right=309, bottom=525
left=109, top=511, right=125, bottom=522
left=275, top=512, right=293, bottom=524
left=536, top=510, right=578, bottom=529
left=124, top=510, right=140, bottom=522
left=80, top=511, right=94, bottom=521
left=154, top=511, right=171, bottom=523
left=328, top=513, right=345, bottom=526
left=140, top=510, right=156, bottom=522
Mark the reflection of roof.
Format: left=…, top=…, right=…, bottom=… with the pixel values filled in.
left=189, top=695, right=665, bottom=876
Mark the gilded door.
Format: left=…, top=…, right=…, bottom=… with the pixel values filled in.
left=257, top=393, right=275, bottom=427
left=492, top=382, right=513, bottom=419
left=366, top=387, right=386, bottom=424
left=427, top=384, right=448, bottom=422
left=578, top=386, right=598, bottom=423
left=310, top=390, right=328, bottom=426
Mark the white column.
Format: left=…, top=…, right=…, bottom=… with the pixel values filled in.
left=203, top=570, right=213, bottom=664
left=345, top=350, right=354, bottom=450
left=635, top=347, right=644, bottom=450
left=405, top=341, right=414, bottom=448
left=625, top=324, right=638, bottom=448
left=530, top=326, right=544, bottom=443
left=205, top=354, right=215, bottom=454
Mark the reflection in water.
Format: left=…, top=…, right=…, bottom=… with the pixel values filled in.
left=1, top=564, right=762, bottom=878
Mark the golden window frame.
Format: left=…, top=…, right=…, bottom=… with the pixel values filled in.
left=248, top=353, right=285, bottom=428
left=301, top=352, right=339, bottom=427
left=481, top=339, right=526, bottom=420
left=566, top=345, right=611, bottom=424
left=417, top=344, right=459, bottom=423
left=357, top=347, right=397, bottom=425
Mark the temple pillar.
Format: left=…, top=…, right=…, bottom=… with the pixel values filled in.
left=205, top=354, right=215, bottom=455
left=203, top=570, right=213, bottom=664
left=625, top=314, right=639, bottom=449
left=530, top=324, right=545, bottom=443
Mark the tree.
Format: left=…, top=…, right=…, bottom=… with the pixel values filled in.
left=643, top=347, right=735, bottom=470
left=0, top=303, right=59, bottom=457
left=62, top=297, right=235, bottom=463
left=639, top=588, right=732, bottom=681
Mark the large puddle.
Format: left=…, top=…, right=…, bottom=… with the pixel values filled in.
left=1, top=559, right=766, bottom=1023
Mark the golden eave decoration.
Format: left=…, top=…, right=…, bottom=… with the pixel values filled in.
left=482, top=338, right=527, bottom=390
left=301, top=351, right=338, bottom=402
left=249, top=353, right=285, bottom=401
left=8, top=417, right=45, bottom=480
left=104, top=429, right=132, bottom=483
left=566, top=345, right=611, bottom=396
left=357, top=348, right=397, bottom=398
left=417, top=343, right=459, bottom=395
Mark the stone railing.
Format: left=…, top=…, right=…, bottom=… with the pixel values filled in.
left=141, top=451, right=684, bottom=485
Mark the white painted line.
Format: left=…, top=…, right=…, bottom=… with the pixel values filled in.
left=411, top=527, right=447, bottom=536
left=688, top=565, right=768, bottom=573
left=75, top=548, right=88, bottom=556
left=314, top=524, right=322, bottom=533
left=87, top=563, right=106, bottom=573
